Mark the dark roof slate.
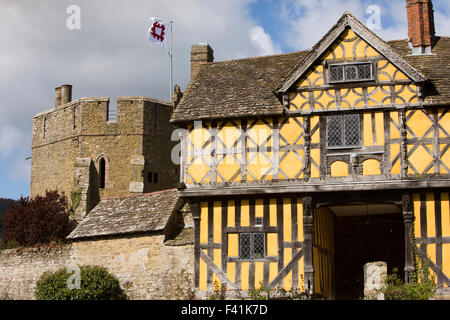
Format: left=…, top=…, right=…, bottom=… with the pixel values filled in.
left=67, top=189, right=183, bottom=240
left=171, top=37, right=450, bottom=123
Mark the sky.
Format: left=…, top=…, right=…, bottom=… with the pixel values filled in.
left=0, top=0, right=449, bottom=200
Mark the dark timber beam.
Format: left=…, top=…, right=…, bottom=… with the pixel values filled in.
left=189, top=202, right=201, bottom=289
left=402, top=194, right=415, bottom=284
left=302, top=196, right=314, bottom=295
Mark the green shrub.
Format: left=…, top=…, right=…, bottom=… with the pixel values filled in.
left=35, top=265, right=127, bottom=300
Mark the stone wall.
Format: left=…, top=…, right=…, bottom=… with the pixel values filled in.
left=0, top=233, right=193, bottom=300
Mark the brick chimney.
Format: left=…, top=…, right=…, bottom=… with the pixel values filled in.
left=406, top=0, right=436, bottom=55
left=190, top=43, right=214, bottom=77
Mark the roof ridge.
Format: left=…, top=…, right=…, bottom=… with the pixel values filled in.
left=207, top=49, right=310, bottom=65
left=100, top=188, right=177, bottom=201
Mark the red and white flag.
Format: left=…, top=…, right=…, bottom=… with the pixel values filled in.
left=148, top=17, right=169, bottom=49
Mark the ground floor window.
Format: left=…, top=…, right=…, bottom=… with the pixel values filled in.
left=239, top=233, right=265, bottom=260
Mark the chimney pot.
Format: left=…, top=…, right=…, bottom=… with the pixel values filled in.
left=190, top=43, right=214, bottom=77
left=55, top=86, right=62, bottom=107
left=61, top=84, right=72, bottom=104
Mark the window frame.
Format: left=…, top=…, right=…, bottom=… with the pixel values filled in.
left=238, top=232, right=266, bottom=261
left=326, top=113, right=363, bottom=150
left=327, top=61, right=374, bottom=84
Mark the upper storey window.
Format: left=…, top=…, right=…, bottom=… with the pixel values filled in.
left=329, top=62, right=373, bottom=83
left=327, top=114, right=361, bottom=149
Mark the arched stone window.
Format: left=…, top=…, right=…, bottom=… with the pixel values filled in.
left=96, top=154, right=110, bottom=190
left=99, top=157, right=106, bottom=189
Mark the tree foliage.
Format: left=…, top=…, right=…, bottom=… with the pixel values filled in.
left=2, top=190, right=74, bottom=246
left=35, top=265, right=127, bottom=300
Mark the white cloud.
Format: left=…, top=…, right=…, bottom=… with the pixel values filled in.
left=250, top=26, right=281, bottom=56
left=0, top=125, right=23, bottom=158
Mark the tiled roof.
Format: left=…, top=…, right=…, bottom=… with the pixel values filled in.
left=67, top=189, right=183, bottom=240
left=171, top=37, right=450, bottom=123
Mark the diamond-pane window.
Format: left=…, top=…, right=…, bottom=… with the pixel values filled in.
left=344, top=114, right=361, bottom=147
left=327, top=114, right=361, bottom=148
left=239, top=233, right=251, bottom=260
left=330, top=66, right=344, bottom=82
left=328, top=63, right=373, bottom=82
left=253, top=233, right=265, bottom=259
left=239, top=233, right=266, bottom=260
left=327, top=115, right=343, bottom=147
left=358, top=64, right=372, bottom=80
left=345, top=65, right=357, bottom=80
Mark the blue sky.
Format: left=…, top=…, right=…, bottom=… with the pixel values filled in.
left=0, top=0, right=448, bottom=200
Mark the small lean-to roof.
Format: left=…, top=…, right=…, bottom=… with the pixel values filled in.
left=67, top=189, right=184, bottom=240
left=171, top=15, right=450, bottom=124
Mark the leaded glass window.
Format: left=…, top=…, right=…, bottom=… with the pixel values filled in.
left=328, top=63, right=373, bottom=82
left=327, top=114, right=361, bottom=148
left=239, top=233, right=266, bottom=260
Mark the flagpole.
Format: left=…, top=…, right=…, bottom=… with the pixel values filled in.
left=169, top=20, right=173, bottom=101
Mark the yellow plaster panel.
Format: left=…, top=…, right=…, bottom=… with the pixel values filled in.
left=407, top=110, right=433, bottom=139
left=311, top=149, right=321, bottom=178
left=442, top=193, right=450, bottom=238
left=228, top=233, right=239, bottom=257
left=247, top=151, right=272, bottom=181
left=444, top=244, right=450, bottom=287
left=255, top=262, right=264, bottom=289
left=297, top=198, right=304, bottom=242
left=280, top=116, right=304, bottom=146
left=331, top=161, right=348, bottom=177
left=311, top=116, right=320, bottom=143
left=269, top=199, right=277, bottom=227
left=290, top=92, right=310, bottom=111
left=241, top=262, right=249, bottom=291
left=227, top=200, right=235, bottom=227
left=217, top=121, right=242, bottom=149
left=363, top=113, right=373, bottom=147
left=269, top=262, right=278, bottom=285
left=187, top=157, right=211, bottom=183
left=390, top=111, right=400, bottom=139
left=439, top=109, right=450, bottom=137
left=283, top=198, right=292, bottom=243
left=426, top=193, right=436, bottom=238
left=255, top=199, right=264, bottom=218
left=441, top=145, right=450, bottom=174
left=279, top=151, right=304, bottom=179
left=413, top=194, right=421, bottom=238
left=227, top=262, right=236, bottom=287
left=216, top=154, right=241, bottom=183
left=241, top=200, right=250, bottom=227
left=213, top=202, right=221, bottom=243
left=408, top=145, right=434, bottom=175
left=267, top=233, right=278, bottom=256
left=375, top=112, right=384, bottom=146
left=213, top=249, right=221, bottom=287
left=200, top=202, right=208, bottom=244
left=363, top=159, right=381, bottom=176
left=284, top=248, right=293, bottom=290
left=390, top=144, right=401, bottom=175
left=199, top=249, right=207, bottom=291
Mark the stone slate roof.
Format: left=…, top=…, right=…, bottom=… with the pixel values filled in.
left=171, top=36, right=450, bottom=123
left=67, top=189, right=183, bottom=240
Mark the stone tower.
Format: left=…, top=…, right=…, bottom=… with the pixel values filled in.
left=31, top=85, right=179, bottom=219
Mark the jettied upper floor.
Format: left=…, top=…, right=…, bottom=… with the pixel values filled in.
left=171, top=12, right=450, bottom=197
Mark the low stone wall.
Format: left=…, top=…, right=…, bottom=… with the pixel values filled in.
left=0, top=233, right=193, bottom=300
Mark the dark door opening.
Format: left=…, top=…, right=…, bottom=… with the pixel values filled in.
left=333, top=210, right=405, bottom=300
